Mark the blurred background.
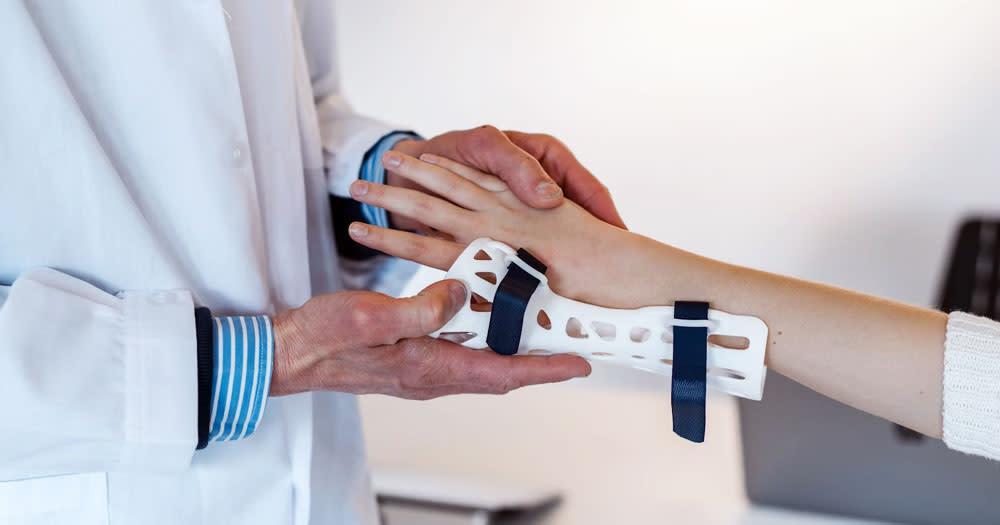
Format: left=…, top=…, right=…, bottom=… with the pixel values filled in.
left=333, top=1, right=1000, bottom=523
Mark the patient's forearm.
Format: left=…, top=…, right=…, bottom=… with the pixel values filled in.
left=622, top=233, right=947, bottom=438
left=342, top=151, right=949, bottom=437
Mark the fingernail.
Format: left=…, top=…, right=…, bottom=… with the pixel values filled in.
left=535, top=181, right=561, bottom=199
left=448, top=281, right=467, bottom=307
left=419, top=153, right=439, bottom=164
left=383, top=151, right=402, bottom=168
left=350, top=180, right=369, bottom=197
left=349, top=222, right=368, bottom=238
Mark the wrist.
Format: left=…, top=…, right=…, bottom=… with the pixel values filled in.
left=565, top=229, right=680, bottom=309
left=593, top=231, right=732, bottom=309
left=271, top=311, right=305, bottom=396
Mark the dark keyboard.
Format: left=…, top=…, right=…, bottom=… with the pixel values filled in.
left=939, top=219, right=1000, bottom=319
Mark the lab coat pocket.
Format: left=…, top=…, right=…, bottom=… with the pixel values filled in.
left=0, top=472, right=109, bottom=525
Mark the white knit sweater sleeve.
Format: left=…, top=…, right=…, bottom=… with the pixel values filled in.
left=942, top=311, right=1000, bottom=460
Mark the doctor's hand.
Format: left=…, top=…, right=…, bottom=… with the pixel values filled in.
left=268, top=280, right=591, bottom=398
left=389, top=126, right=626, bottom=230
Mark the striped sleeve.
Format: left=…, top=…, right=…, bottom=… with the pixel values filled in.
left=359, top=131, right=421, bottom=229
left=208, top=315, right=274, bottom=442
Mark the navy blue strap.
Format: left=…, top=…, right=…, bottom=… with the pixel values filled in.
left=486, top=249, right=547, bottom=355
left=671, top=301, right=709, bottom=443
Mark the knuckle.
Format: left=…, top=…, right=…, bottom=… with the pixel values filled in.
left=365, top=180, right=383, bottom=197
left=490, top=374, right=521, bottom=395
left=466, top=213, right=486, bottom=229
left=476, top=124, right=502, bottom=137
left=468, top=125, right=503, bottom=149
left=411, top=197, right=433, bottom=217
left=403, top=338, right=432, bottom=364
left=347, top=296, right=385, bottom=342
left=536, top=132, right=558, bottom=145
left=351, top=313, right=376, bottom=341
left=501, top=374, right=523, bottom=394
left=348, top=299, right=373, bottom=329
left=462, top=362, right=519, bottom=395
left=420, top=297, right=448, bottom=331
left=440, top=177, right=460, bottom=197
left=368, top=223, right=385, bottom=242
left=402, top=236, right=426, bottom=259
left=397, top=344, right=437, bottom=390
left=515, top=155, right=541, bottom=177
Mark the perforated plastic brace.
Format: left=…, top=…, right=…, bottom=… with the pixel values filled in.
left=432, top=238, right=769, bottom=402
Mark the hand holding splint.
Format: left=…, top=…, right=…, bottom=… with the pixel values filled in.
left=348, top=150, right=951, bottom=440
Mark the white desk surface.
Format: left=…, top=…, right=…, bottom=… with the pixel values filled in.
left=360, top=362, right=887, bottom=525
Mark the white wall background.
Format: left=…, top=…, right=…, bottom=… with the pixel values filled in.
left=336, top=0, right=1000, bottom=305
left=333, top=2, right=1000, bottom=523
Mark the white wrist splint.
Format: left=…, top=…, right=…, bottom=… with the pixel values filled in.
left=431, top=238, right=769, bottom=400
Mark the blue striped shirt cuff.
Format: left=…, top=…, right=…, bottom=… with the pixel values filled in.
left=360, top=131, right=421, bottom=229
left=209, top=315, right=273, bottom=442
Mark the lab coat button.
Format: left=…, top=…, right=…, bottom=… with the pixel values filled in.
left=231, top=142, right=249, bottom=168
left=151, top=291, right=174, bottom=303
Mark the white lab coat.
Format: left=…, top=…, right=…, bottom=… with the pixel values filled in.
left=0, top=2, right=396, bottom=524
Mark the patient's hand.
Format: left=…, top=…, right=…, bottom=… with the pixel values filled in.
left=348, top=151, right=661, bottom=309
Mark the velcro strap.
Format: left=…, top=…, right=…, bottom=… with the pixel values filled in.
left=486, top=249, right=547, bottom=355
left=671, top=301, right=709, bottom=443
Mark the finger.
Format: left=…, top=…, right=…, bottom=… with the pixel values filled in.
left=349, top=178, right=471, bottom=234
left=348, top=222, right=462, bottom=270
left=421, top=126, right=564, bottom=209
left=424, top=343, right=593, bottom=395
left=506, top=130, right=628, bottom=229
left=418, top=153, right=509, bottom=193
left=470, top=352, right=593, bottom=390
left=382, top=169, right=433, bottom=231
left=382, top=150, right=494, bottom=210
left=392, top=338, right=592, bottom=399
left=385, top=280, right=468, bottom=340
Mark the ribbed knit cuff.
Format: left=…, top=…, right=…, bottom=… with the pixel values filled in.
left=194, top=307, right=214, bottom=450
left=942, top=311, right=1000, bottom=460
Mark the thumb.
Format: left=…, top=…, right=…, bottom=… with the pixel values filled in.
left=506, top=130, right=627, bottom=229
left=426, top=126, right=565, bottom=209
left=391, top=279, right=468, bottom=339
